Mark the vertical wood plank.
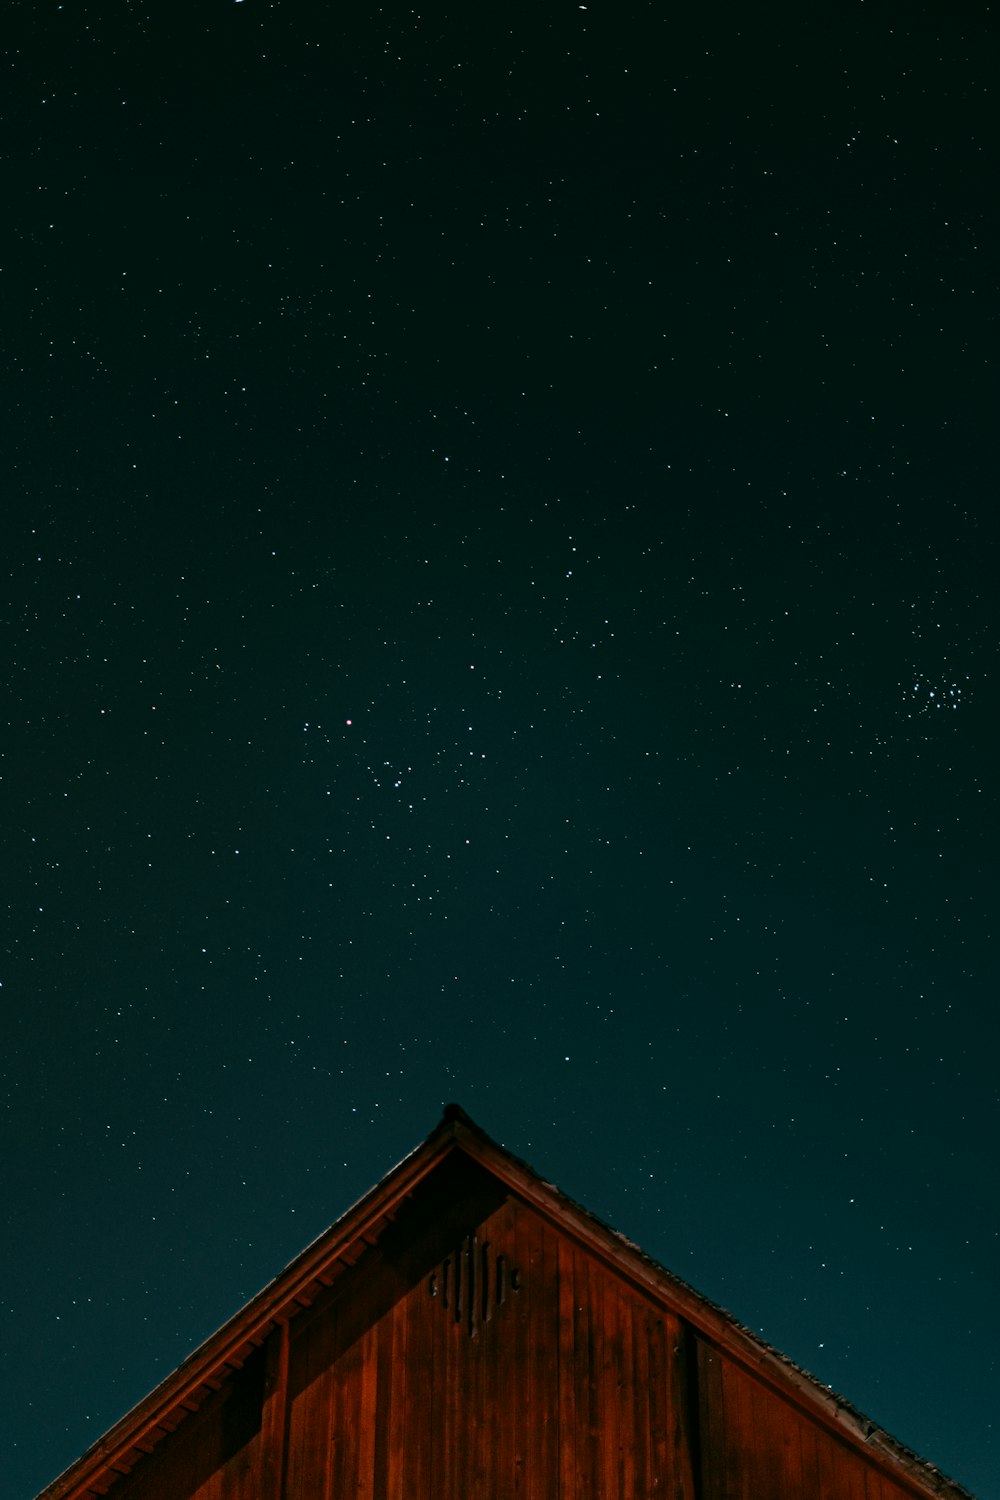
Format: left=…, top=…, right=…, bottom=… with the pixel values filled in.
left=545, top=1215, right=563, bottom=1500
left=491, top=1208, right=516, bottom=1496
left=648, top=1307, right=670, bottom=1494
left=572, top=1243, right=590, bottom=1495
left=618, top=1287, right=635, bottom=1498
left=405, top=1265, right=429, bottom=1500
left=386, top=1295, right=406, bottom=1500
left=721, top=1359, right=747, bottom=1500
left=318, top=1320, right=335, bottom=1500
left=355, top=1325, right=378, bottom=1500
left=838, top=1426, right=870, bottom=1500
left=518, top=1200, right=535, bottom=1495
left=599, top=1272, right=619, bottom=1500
left=442, top=1250, right=458, bottom=1500
left=666, top=1312, right=698, bottom=1500
left=462, top=1247, right=482, bottom=1500
left=527, top=1212, right=560, bottom=1500
left=371, top=1312, right=393, bottom=1498
left=299, top=1312, right=332, bottom=1500
left=719, top=1357, right=743, bottom=1500
left=588, top=1250, right=604, bottom=1494
left=557, top=1232, right=577, bottom=1499
left=330, top=1300, right=358, bottom=1500
left=425, top=1262, right=444, bottom=1500
left=328, top=1301, right=347, bottom=1500
left=697, top=1338, right=725, bottom=1500
left=815, top=1418, right=835, bottom=1500
left=631, top=1297, right=652, bottom=1496
left=746, top=1374, right=783, bottom=1496
left=259, top=1322, right=289, bottom=1500
left=798, top=1410, right=820, bottom=1500
left=522, top=1206, right=540, bottom=1500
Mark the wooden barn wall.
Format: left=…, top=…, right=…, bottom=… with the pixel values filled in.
left=283, top=1188, right=696, bottom=1499
left=694, top=1337, right=922, bottom=1500
left=99, top=1159, right=929, bottom=1500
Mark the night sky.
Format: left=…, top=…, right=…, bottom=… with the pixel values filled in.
left=4, top=3, right=997, bottom=1497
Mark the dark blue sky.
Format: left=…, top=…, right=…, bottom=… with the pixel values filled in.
left=3, top=4, right=997, bottom=1497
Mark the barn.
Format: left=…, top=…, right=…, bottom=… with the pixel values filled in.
left=38, top=1105, right=974, bottom=1499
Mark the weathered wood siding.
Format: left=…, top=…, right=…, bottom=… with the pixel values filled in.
left=283, top=1188, right=695, bottom=1499
left=101, top=1156, right=932, bottom=1500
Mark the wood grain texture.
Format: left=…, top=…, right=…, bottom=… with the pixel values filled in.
left=85, top=1159, right=959, bottom=1500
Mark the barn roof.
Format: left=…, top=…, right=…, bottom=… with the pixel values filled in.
left=38, top=1104, right=975, bottom=1500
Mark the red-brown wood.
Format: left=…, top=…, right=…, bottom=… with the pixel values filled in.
left=37, top=1111, right=978, bottom=1500
left=259, top=1321, right=288, bottom=1500
left=251, top=1186, right=704, bottom=1499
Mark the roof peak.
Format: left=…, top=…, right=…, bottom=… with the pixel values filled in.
left=439, top=1101, right=480, bottom=1129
